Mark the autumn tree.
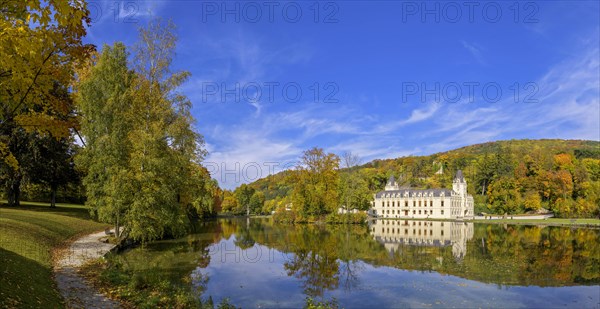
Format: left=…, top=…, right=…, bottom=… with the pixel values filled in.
left=339, top=151, right=371, bottom=212
left=75, top=42, right=134, bottom=238
left=291, top=147, right=340, bottom=216
left=221, top=190, right=239, bottom=213
left=1, top=0, right=93, bottom=206
left=75, top=20, right=209, bottom=242
left=487, top=177, right=522, bottom=214
left=234, top=184, right=255, bottom=215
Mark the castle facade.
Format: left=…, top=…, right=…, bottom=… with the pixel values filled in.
left=370, top=170, right=474, bottom=219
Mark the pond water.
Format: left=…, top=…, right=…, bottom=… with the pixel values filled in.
left=114, top=218, right=600, bottom=308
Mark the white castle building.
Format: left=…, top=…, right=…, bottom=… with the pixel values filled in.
left=370, top=170, right=474, bottom=219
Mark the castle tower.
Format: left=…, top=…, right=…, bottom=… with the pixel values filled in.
left=452, top=170, right=467, bottom=196
left=385, top=175, right=399, bottom=191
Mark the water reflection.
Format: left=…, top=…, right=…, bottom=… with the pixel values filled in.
left=112, top=218, right=600, bottom=308
left=369, top=219, right=474, bottom=260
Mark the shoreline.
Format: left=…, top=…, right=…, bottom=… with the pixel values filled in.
left=367, top=216, right=600, bottom=228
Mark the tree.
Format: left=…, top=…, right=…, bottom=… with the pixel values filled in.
left=339, top=152, right=372, bottom=212
left=234, top=184, right=255, bottom=215
left=75, top=42, right=134, bottom=238
left=291, top=147, right=340, bottom=216
left=1, top=1, right=93, bottom=206
left=27, top=135, right=78, bottom=207
left=75, top=20, right=208, bottom=242
left=487, top=177, right=522, bottom=214
left=249, top=191, right=265, bottom=214
left=221, top=191, right=239, bottom=213
left=523, top=192, right=542, bottom=212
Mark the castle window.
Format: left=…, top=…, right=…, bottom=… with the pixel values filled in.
left=392, top=201, right=395, bottom=207
left=387, top=201, right=389, bottom=207
left=413, top=201, right=416, bottom=207
left=419, top=210, right=421, bottom=214
left=441, top=201, right=444, bottom=207
left=424, top=210, right=427, bottom=215
left=430, top=201, right=433, bottom=207
left=418, top=201, right=421, bottom=207
left=441, top=210, right=444, bottom=215
left=405, top=201, right=408, bottom=207
left=413, top=210, right=416, bottom=214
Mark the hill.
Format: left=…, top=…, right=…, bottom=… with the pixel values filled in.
left=235, top=139, right=600, bottom=218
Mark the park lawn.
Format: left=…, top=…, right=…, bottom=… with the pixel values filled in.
left=472, top=218, right=600, bottom=226
left=0, top=201, right=108, bottom=308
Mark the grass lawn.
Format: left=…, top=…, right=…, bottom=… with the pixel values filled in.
left=0, top=201, right=108, bottom=308
left=471, top=217, right=600, bottom=226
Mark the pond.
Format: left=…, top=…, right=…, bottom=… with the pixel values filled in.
left=113, top=218, right=600, bottom=308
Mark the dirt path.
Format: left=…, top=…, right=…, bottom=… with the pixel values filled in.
left=54, top=230, right=121, bottom=309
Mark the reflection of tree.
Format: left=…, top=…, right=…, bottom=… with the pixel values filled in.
left=284, top=249, right=340, bottom=297
left=339, top=261, right=362, bottom=291
left=234, top=219, right=256, bottom=249
left=338, top=227, right=363, bottom=290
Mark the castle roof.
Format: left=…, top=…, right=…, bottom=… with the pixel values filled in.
left=387, top=175, right=396, bottom=185
left=454, top=170, right=465, bottom=182
left=375, top=188, right=453, bottom=198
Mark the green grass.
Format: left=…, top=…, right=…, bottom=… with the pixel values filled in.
left=0, top=201, right=108, bottom=308
left=471, top=218, right=600, bottom=226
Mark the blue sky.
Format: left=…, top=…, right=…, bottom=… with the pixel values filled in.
left=84, top=1, right=600, bottom=189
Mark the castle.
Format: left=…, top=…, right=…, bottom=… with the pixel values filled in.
left=370, top=170, right=474, bottom=219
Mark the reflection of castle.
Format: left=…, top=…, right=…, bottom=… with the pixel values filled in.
left=369, top=219, right=474, bottom=259
left=370, top=170, right=474, bottom=219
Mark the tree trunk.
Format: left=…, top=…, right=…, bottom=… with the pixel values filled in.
left=14, top=182, right=20, bottom=206
left=50, top=183, right=57, bottom=208
left=115, top=212, right=120, bottom=239
left=7, top=178, right=21, bottom=207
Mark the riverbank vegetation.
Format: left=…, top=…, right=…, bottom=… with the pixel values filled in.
left=0, top=202, right=107, bottom=308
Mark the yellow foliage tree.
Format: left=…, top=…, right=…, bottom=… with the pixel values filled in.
left=1, top=1, right=92, bottom=205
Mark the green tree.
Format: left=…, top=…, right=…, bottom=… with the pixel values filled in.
left=523, top=192, right=542, bottom=212
left=221, top=191, right=239, bottom=213
left=338, top=152, right=371, bottom=212
left=234, top=184, right=255, bottom=215
left=487, top=177, right=522, bottom=214
left=27, top=136, right=78, bottom=207
left=291, top=147, right=340, bottom=216
left=75, top=42, right=134, bottom=238
left=249, top=191, right=265, bottom=214
left=75, top=20, right=207, bottom=242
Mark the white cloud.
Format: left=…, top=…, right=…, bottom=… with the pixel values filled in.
left=461, top=41, right=486, bottom=65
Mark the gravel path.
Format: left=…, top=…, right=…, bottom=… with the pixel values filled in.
left=54, top=230, right=121, bottom=309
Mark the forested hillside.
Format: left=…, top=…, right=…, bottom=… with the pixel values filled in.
left=225, top=140, right=599, bottom=218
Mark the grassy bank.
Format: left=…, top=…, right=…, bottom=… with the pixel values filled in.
left=471, top=217, right=600, bottom=228
left=0, top=201, right=107, bottom=308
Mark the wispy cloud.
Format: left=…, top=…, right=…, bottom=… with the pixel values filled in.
left=461, top=41, right=486, bottom=65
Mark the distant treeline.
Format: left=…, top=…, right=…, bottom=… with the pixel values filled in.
left=229, top=139, right=599, bottom=218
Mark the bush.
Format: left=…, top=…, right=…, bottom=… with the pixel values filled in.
left=325, top=212, right=367, bottom=224
left=273, top=210, right=296, bottom=223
